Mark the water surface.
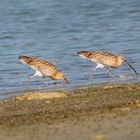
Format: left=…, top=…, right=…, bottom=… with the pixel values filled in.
left=0, top=0, right=140, bottom=98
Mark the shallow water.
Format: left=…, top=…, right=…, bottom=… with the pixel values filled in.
left=0, top=0, right=140, bottom=98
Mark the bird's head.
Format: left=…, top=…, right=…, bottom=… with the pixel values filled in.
left=55, top=72, right=69, bottom=84
left=117, top=55, right=125, bottom=64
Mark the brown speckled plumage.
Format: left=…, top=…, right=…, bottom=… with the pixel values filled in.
left=77, top=51, right=138, bottom=76
left=77, top=51, right=121, bottom=68
left=19, top=55, right=69, bottom=83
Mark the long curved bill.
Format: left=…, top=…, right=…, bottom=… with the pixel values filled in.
left=123, top=59, right=138, bottom=76
left=64, top=77, right=69, bottom=84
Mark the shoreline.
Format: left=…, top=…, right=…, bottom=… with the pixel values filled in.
left=0, top=83, right=140, bottom=140
left=1, top=80, right=139, bottom=100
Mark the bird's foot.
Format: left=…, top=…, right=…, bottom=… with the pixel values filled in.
left=53, top=82, right=61, bottom=85
left=43, top=81, right=48, bottom=85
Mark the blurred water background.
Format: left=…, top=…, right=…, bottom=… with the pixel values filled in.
left=0, top=0, right=140, bottom=99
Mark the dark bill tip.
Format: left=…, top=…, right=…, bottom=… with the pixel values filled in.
left=64, top=77, right=69, bottom=84
left=123, top=59, right=138, bottom=76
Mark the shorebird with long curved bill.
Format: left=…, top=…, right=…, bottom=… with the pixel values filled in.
left=77, top=51, right=138, bottom=78
left=19, top=55, right=69, bottom=85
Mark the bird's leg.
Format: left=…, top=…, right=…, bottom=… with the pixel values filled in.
left=41, top=76, right=48, bottom=86
left=106, top=68, right=114, bottom=78
left=25, top=73, right=36, bottom=87
left=29, top=74, right=36, bottom=79
left=92, top=67, right=97, bottom=75
left=29, top=70, right=41, bottom=80
left=24, top=76, right=33, bottom=89
left=25, top=71, right=43, bottom=87
left=89, top=63, right=105, bottom=81
left=43, top=80, right=48, bottom=86
left=89, top=67, right=97, bottom=81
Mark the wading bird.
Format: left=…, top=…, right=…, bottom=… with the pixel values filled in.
left=19, top=55, right=69, bottom=84
left=77, top=51, right=138, bottom=77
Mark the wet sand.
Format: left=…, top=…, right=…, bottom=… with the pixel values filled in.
left=0, top=83, right=140, bottom=140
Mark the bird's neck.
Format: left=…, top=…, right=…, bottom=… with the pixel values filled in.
left=50, top=71, right=58, bottom=80
left=113, top=57, right=123, bottom=67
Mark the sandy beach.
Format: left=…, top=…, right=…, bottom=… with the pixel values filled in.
left=0, top=83, right=140, bottom=140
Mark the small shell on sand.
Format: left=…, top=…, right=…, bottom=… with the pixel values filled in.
left=15, top=92, right=67, bottom=101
